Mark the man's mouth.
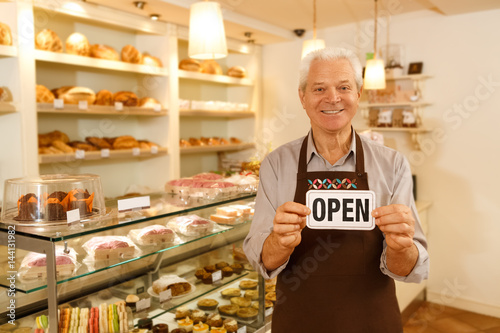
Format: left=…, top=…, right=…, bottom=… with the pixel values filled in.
left=321, top=109, right=343, bottom=114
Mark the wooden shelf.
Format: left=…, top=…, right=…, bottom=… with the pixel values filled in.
left=37, top=103, right=167, bottom=116
left=360, top=101, right=431, bottom=108
left=178, top=69, right=253, bottom=86
left=0, top=102, right=17, bottom=114
left=0, top=45, right=17, bottom=57
left=386, top=74, right=432, bottom=81
left=180, top=143, right=255, bottom=155
left=179, top=109, right=255, bottom=118
left=34, top=50, right=168, bottom=76
left=39, top=147, right=167, bottom=164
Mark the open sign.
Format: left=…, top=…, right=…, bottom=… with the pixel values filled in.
left=306, top=190, right=376, bottom=230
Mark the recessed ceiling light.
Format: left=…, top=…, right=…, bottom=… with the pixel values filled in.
left=134, top=1, right=146, bottom=9
left=150, top=14, right=160, bottom=21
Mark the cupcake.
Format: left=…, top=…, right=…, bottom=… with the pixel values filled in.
left=197, top=298, right=219, bottom=311
left=223, top=319, right=238, bottom=333
left=237, top=307, right=258, bottom=321
left=206, top=313, right=223, bottom=327
left=191, top=309, right=207, bottom=323
left=209, top=328, right=227, bottom=333
left=175, top=305, right=191, bottom=319
left=204, top=265, right=216, bottom=273
left=230, top=263, right=243, bottom=274
left=201, top=272, right=213, bottom=285
left=126, top=294, right=140, bottom=311
left=195, top=268, right=207, bottom=280
left=218, top=304, right=239, bottom=317
left=221, top=266, right=233, bottom=278
left=192, top=322, right=209, bottom=333
left=215, top=261, right=228, bottom=270
left=177, top=316, right=193, bottom=332
left=152, top=324, right=169, bottom=333
left=230, top=297, right=251, bottom=308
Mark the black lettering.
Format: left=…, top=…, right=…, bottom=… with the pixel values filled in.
left=312, top=198, right=325, bottom=221
left=343, top=198, right=354, bottom=222
left=327, top=198, right=340, bottom=221
left=356, top=198, right=370, bottom=222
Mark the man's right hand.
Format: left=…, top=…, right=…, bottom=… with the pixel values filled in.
left=262, top=202, right=310, bottom=271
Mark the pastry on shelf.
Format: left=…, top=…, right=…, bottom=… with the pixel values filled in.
left=227, top=66, right=247, bottom=78
left=217, top=304, right=239, bottom=317
left=52, top=140, right=74, bottom=153
left=230, top=297, right=251, bottom=308
left=68, top=141, right=98, bottom=151
left=189, top=137, right=203, bottom=146
left=177, top=317, right=194, bottom=332
left=65, top=32, right=90, bottom=56
left=18, top=245, right=77, bottom=280
left=0, top=22, right=12, bottom=46
left=210, top=327, right=227, bottom=333
left=206, top=313, right=223, bottom=327
left=89, top=44, right=119, bottom=61
left=179, top=139, right=191, bottom=148
left=201, top=59, right=223, bottom=75
left=0, top=86, right=11, bottom=102
left=193, top=322, right=209, bottom=333
left=38, top=130, right=70, bottom=147
left=152, top=275, right=192, bottom=296
left=223, top=319, right=238, bottom=333
left=82, top=236, right=137, bottom=261
left=86, top=136, right=112, bottom=149
left=112, top=135, right=139, bottom=149
left=113, top=91, right=138, bottom=106
left=128, top=224, right=176, bottom=246
left=38, top=146, right=63, bottom=154
left=219, top=138, right=229, bottom=145
left=175, top=306, right=192, bottom=320
left=138, top=97, right=161, bottom=108
left=121, top=44, right=142, bottom=64
left=35, top=29, right=62, bottom=52
left=152, top=324, right=169, bottom=333
left=239, top=279, right=258, bottom=290
left=141, top=53, right=163, bottom=67
left=191, top=309, right=207, bottom=323
left=237, top=307, right=258, bottom=321
left=138, top=140, right=159, bottom=150
left=52, top=86, right=97, bottom=105
left=229, top=137, right=242, bottom=144
left=179, top=58, right=201, bottom=72
left=197, top=298, right=219, bottom=311
left=94, top=89, right=114, bottom=106
left=36, top=84, right=55, bottom=103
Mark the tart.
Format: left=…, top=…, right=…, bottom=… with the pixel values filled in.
left=210, top=328, right=227, bottom=333
left=251, top=300, right=273, bottom=310
left=223, top=318, right=238, bottom=333
left=239, top=280, right=258, bottom=290
left=206, top=313, right=223, bottom=327
left=237, top=307, right=258, bottom=321
left=220, top=288, right=240, bottom=299
left=218, top=304, right=239, bottom=317
left=197, top=298, right=219, bottom=311
left=244, top=290, right=259, bottom=300
left=265, top=291, right=276, bottom=303
left=230, top=297, right=251, bottom=308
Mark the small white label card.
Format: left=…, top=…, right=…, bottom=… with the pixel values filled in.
left=153, top=103, right=162, bottom=112
left=66, top=208, right=81, bottom=223
left=78, top=100, right=88, bottom=110
left=114, top=102, right=123, bottom=111
left=159, top=289, right=172, bottom=303
left=136, top=298, right=151, bottom=312
left=132, top=147, right=140, bottom=156
left=150, top=146, right=158, bottom=154
left=212, top=270, right=222, bottom=283
left=237, top=326, right=247, bottom=333
left=265, top=307, right=274, bottom=317
left=75, top=149, right=85, bottom=159
left=118, top=196, right=151, bottom=213
left=306, top=190, right=376, bottom=230
left=100, top=148, right=110, bottom=158
left=54, top=99, right=64, bottom=109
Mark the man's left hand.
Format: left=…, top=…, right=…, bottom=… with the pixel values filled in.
left=372, top=204, right=415, bottom=252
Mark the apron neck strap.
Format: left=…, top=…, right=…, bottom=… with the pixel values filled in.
left=298, top=131, right=366, bottom=175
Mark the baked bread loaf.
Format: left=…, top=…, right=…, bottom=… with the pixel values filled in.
left=138, top=97, right=160, bottom=108
left=68, top=141, right=98, bottom=151
left=54, top=86, right=96, bottom=105
left=35, top=29, right=62, bottom=52
left=52, top=140, right=74, bottom=153
left=138, top=140, right=158, bottom=150
left=113, top=91, right=138, bottom=106
left=85, top=136, right=112, bottom=149
left=179, top=139, right=191, bottom=147
left=39, top=146, right=63, bottom=154
left=152, top=275, right=192, bottom=296
left=0, top=87, right=8, bottom=102
left=0, top=22, right=12, bottom=46
left=89, top=44, right=119, bottom=61
left=179, top=58, right=201, bottom=72
left=227, top=66, right=247, bottom=78
left=94, top=89, right=114, bottom=106
left=65, top=32, right=90, bottom=56
left=112, top=135, right=139, bottom=149
left=38, top=130, right=69, bottom=147
left=141, top=53, right=163, bottom=67
left=121, top=45, right=142, bottom=64
left=36, top=84, right=55, bottom=103
left=201, top=59, right=223, bottom=75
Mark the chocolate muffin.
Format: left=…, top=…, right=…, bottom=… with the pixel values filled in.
left=230, top=263, right=244, bottom=274
left=195, top=268, right=207, bottom=280
left=201, top=272, right=212, bottom=284
left=221, top=266, right=233, bottom=278
left=215, top=261, right=228, bottom=270
left=14, top=193, right=42, bottom=221
left=152, top=324, right=168, bottom=333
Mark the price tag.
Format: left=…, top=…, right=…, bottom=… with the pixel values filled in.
left=153, top=103, right=162, bottom=112
left=136, top=298, right=151, bottom=312
left=265, top=307, right=274, bottom=317
left=54, top=99, right=64, bottom=109
left=212, top=270, right=222, bottom=283
left=150, top=146, right=158, bottom=154
left=78, top=100, right=88, bottom=110
left=101, top=148, right=110, bottom=158
left=114, top=102, right=123, bottom=111
left=66, top=209, right=81, bottom=223
left=75, top=149, right=85, bottom=159
left=118, top=196, right=151, bottom=213
left=306, top=190, right=376, bottom=230
left=132, top=147, right=140, bottom=156
left=237, top=326, right=247, bottom=333
left=159, top=289, right=172, bottom=303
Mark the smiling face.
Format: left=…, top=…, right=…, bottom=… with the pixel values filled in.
left=299, top=58, right=362, bottom=137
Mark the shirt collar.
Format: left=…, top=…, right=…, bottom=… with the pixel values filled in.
left=306, top=127, right=356, bottom=167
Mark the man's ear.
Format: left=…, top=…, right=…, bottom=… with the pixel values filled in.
left=298, top=88, right=306, bottom=109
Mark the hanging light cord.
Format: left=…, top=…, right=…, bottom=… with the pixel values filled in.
left=373, top=0, right=378, bottom=58
left=313, top=0, right=317, bottom=40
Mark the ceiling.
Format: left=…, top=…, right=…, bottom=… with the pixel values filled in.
left=89, top=0, right=500, bottom=44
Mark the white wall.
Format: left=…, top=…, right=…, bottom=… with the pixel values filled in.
left=260, top=8, right=500, bottom=317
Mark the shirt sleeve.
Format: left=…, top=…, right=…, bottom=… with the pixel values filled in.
left=243, top=156, right=289, bottom=280
left=379, top=154, right=430, bottom=283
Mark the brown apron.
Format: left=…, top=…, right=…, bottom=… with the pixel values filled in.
left=272, top=133, right=402, bottom=332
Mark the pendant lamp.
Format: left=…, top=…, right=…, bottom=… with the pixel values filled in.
left=301, top=0, right=325, bottom=59
left=188, top=0, right=228, bottom=59
left=363, top=0, right=386, bottom=90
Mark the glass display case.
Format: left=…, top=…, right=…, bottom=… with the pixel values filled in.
left=0, top=192, right=271, bottom=333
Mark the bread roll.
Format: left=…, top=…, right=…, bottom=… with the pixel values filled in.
left=138, top=97, right=160, bottom=108
left=94, top=90, right=114, bottom=106
left=121, top=45, right=142, bottom=64
left=55, top=86, right=96, bottom=105
left=36, top=85, right=55, bottom=103
left=201, top=60, right=223, bottom=75
left=52, top=140, right=74, bottom=153
left=141, top=53, right=162, bottom=67
left=89, top=44, right=119, bottom=61
left=179, top=58, right=201, bottom=72
left=227, top=66, right=247, bottom=78
left=0, top=22, right=12, bottom=46
left=113, top=135, right=139, bottom=150
left=230, top=137, right=242, bottom=144
left=35, top=29, right=62, bottom=52
left=65, top=32, right=90, bottom=56
left=86, top=137, right=112, bottom=149
left=38, top=130, right=69, bottom=147
left=0, top=86, right=12, bottom=102
left=68, top=141, right=98, bottom=151
left=113, top=91, right=138, bottom=107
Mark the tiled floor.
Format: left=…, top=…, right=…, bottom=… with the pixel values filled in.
left=404, top=302, right=500, bottom=333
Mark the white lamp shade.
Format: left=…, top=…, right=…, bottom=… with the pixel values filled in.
left=189, top=1, right=228, bottom=59
left=301, top=39, right=325, bottom=59
left=364, top=58, right=386, bottom=90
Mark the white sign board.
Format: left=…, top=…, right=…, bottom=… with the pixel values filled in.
left=306, top=190, right=376, bottom=230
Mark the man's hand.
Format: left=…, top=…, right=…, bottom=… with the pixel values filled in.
left=372, top=204, right=418, bottom=276
left=262, top=202, right=310, bottom=271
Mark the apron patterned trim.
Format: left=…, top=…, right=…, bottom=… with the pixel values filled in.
left=307, top=177, right=358, bottom=190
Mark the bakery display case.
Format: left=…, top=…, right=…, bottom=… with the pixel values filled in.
left=0, top=192, right=271, bottom=332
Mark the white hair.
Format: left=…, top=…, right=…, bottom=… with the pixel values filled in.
left=299, top=47, right=363, bottom=93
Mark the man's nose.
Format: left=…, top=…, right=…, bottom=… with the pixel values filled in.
left=325, top=88, right=341, bottom=103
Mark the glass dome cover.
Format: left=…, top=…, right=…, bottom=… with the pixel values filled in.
left=2, top=174, right=105, bottom=226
